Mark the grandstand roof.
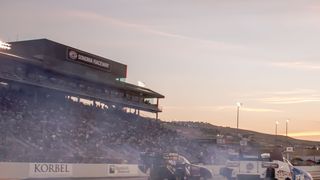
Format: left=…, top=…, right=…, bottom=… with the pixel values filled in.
left=9, top=38, right=127, bottom=79
left=0, top=39, right=164, bottom=99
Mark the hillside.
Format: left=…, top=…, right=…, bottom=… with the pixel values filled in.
left=165, top=121, right=320, bottom=149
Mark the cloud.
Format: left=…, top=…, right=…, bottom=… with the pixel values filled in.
left=241, top=107, right=282, bottom=112
left=164, top=105, right=281, bottom=112
left=239, top=89, right=317, bottom=98
left=288, top=131, right=320, bottom=137
left=258, top=96, right=320, bottom=104
left=271, top=61, right=320, bottom=70
left=66, top=10, right=247, bottom=50
left=212, top=106, right=282, bottom=112
left=269, top=89, right=318, bottom=95
left=244, top=89, right=320, bottom=104
left=251, top=89, right=320, bottom=104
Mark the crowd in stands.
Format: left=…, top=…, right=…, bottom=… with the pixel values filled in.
left=0, top=84, right=215, bottom=164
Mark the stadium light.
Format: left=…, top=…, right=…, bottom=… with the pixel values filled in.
left=137, top=81, right=146, bottom=87
left=0, top=40, right=11, bottom=50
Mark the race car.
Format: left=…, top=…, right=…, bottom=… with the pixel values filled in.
left=139, top=152, right=213, bottom=180
left=220, top=153, right=296, bottom=180
left=291, top=166, right=313, bottom=180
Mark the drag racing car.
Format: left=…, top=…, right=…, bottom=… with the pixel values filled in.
left=292, top=166, right=313, bottom=180
left=139, top=152, right=213, bottom=180
left=219, top=153, right=307, bottom=180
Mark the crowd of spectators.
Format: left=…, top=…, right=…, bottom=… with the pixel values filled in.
left=0, top=60, right=214, bottom=164
left=0, top=85, right=180, bottom=163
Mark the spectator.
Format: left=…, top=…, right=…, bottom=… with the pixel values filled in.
left=0, top=86, right=186, bottom=163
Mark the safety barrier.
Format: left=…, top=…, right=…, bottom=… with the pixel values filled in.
left=0, top=162, right=147, bottom=179
left=1, top=162, right=318, bottom=180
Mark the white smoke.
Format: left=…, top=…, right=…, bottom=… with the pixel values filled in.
left=0, top=40, right=11, bottom=50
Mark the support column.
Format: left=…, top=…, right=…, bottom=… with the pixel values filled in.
left=156, top=98, right=160, bottom=120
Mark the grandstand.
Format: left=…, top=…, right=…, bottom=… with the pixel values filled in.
left=0, top=39, right=173, bottom=163
left=0, top=39, right=164, bottom=116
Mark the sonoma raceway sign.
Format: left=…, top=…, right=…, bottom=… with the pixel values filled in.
left=67, top=48, right=110, bottom=71
left=29, top=163, right=72, bottom=177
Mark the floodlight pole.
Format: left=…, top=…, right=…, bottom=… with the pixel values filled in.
left=286, top=119, right=289, bottom=137
left=236, top=102, right=242, bottom=130
left=237, top=106, right=239, bottom=129
left=275, top=121, right=279, bottom=136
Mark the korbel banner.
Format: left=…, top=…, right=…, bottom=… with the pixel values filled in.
left=29, top=163, right=73, bottom=177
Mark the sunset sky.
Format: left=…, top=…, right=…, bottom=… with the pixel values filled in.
left=1, top=0, right=320, bottom=141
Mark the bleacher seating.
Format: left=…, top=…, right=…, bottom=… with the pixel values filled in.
left=0, top=86, right=178, bottom=163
